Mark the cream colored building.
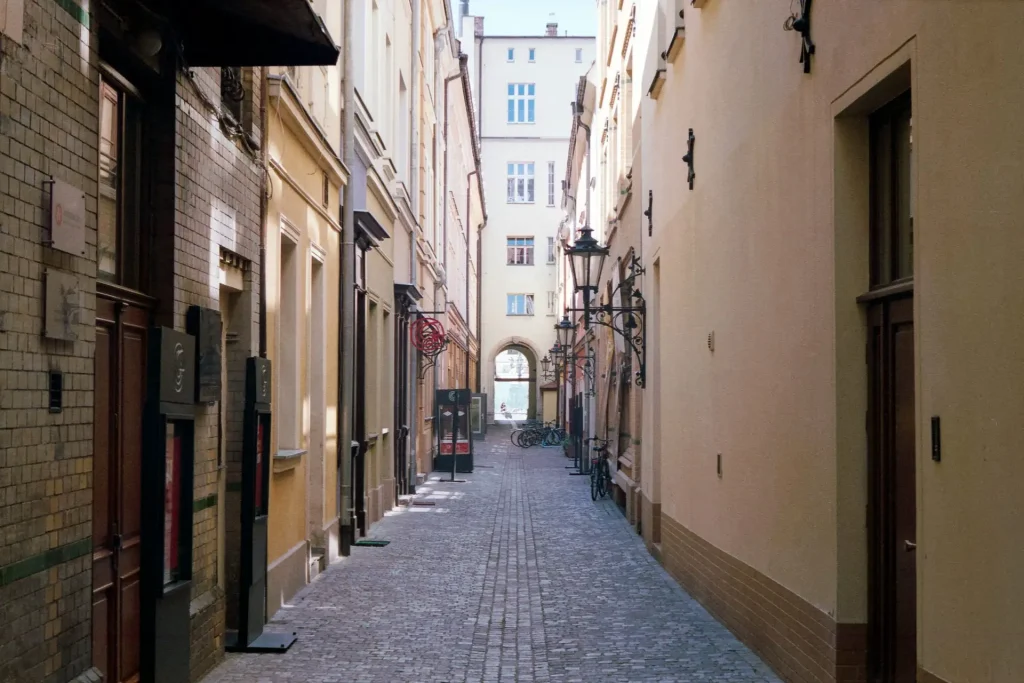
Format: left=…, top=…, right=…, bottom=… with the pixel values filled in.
left=564, top=1, right=1024, bottom=682
left=263, top=1, right=347, bottom=614
left=462, top=10, right=595, bottom=423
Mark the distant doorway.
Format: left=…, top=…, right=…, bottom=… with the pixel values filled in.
left=493, top=347, right=536, bottom=422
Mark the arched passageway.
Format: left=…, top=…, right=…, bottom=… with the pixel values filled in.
left=493, top=345, right=537, bottom=422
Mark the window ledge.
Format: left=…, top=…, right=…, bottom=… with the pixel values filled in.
left=273, top=449, right=307, bottom=473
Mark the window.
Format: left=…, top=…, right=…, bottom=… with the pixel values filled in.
left=546, top=291, right=556, bottom=316
left=507, top=47, right=515, bottom=61
left=528, top=48, right=536, bottom=62
left=506, top=163, right=535, bottom=203
left=547, top=161, right=556, bottom=206
left=506, top=294, right=535, bottom=316
left=322, top=172, right=330, bottom=207
left=507, top=237, right=535, bottom=265
left=575, top=48, right=583, bottom=63
left=278, top=234, right=300, bottom=448
left=507, top=83, right=536, bottom=123
left=221, top=67, right=245, bottom=122
left=98, top=75, right=147, bottom=289
left=547, top=237, right=556, bottom=264
left=870, top=91, right=914, bottom=287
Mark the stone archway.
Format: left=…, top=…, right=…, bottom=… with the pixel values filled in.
left=488, top=338, right=541, bottom=424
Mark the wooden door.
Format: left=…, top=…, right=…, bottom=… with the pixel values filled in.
left=867, top=296, right=916, bottom=683
left=93, top=296, right=149, bottom=683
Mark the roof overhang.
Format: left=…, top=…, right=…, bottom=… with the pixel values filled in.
left=355, top=210, right=391, bottom=249
left=173, top=0, right=340, bottom=67
left=394, top=283, right=423, bottom=305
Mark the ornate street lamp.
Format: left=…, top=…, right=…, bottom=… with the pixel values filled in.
left=555, top=316, right=575, bottom=350
left=565, top=227, right=609, bottom=303
left=564, top=245, right=648, bottom=387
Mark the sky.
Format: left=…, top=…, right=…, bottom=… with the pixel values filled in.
left=465, top=0, right=597, bottom=37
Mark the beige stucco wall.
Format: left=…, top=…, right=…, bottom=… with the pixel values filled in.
left=639, top=1, right=1024, bottom=679
left=264, top=81, right=344, bottom=605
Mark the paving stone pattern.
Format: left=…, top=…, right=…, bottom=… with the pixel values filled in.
left=201, top=430, right=780, bottom=683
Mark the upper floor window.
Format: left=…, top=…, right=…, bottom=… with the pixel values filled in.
left=547, top=161, right=556, bottom=206
left=507, top=237, right=535, bottom=265
left=506, top=163, right=535, bottom=204
left=575, top=48, right=583, bottom=63
left=507, top=47, right=515, bottom=61
left=507, top=83, right=536, bottom=124
left=221, top=67, right=245, bottom=122
left=546, top=237, right=556, bottom=264
left=528, top=48, right=536, bottom=62
left=506, top=294, right=535, bottom=316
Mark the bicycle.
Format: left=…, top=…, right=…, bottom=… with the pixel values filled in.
left=590, top=441, right=612, bottom=501
left=511, top=421, right=566, bottom=448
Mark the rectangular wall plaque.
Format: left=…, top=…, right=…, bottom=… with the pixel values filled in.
left=49, top=178, right=87, bottom=256
left=152, top=327, right=196, bottom=405
left=186, top=306, right=223, bottom=404
left=44, top=270, right=83, bottom=341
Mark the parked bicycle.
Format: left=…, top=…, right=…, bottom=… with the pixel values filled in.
left=590, top=441, right=612, bottom=501
left=511, top=421, right=567, bottom=448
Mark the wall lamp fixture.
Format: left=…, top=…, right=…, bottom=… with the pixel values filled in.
left=563, top=228, right=647, bottom=387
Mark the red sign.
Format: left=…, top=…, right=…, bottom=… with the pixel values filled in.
left=440, top=440, right=470, bottom=455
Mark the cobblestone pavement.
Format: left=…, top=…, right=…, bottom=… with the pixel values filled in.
left=201, top=431, right=780, bottom=683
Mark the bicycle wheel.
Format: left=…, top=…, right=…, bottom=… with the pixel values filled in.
left=511, top=429, right=521, bottom=447
left=599, top=459, right=611, bottom=498
left=590, top=466, right=599, bottom=501
left=542, top=429, right=559, bottom=447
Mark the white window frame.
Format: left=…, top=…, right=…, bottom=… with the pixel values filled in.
left=507, top=47, right=515, bottom=62
left=546, top=291, right=556, bottom=316
left=506, top=237, right=535, bottom=266
left=547, top=161, right=556, bottom=206
left=575, top=48, right=583, bottom=63
left=546, top=237, right=556, bottom=264
left=507, top=83, right=536, bottom=124
left=506, top=162, right=535, bottom=204
left=506, top=294, right=535, bottom=316
left=528, top=48, right=536, bottom=62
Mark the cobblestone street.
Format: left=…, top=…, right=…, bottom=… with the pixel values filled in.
left=201, top=431, right=780, bottom=683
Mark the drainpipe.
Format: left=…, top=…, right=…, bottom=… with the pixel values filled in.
left=408, top=0, right=421, bottom=495
left=338, top=0, right=356, bottom=557
left=465, top=168, right=476, bottom=390
left=259, top=67, right=268, bottom=359
left=442, top=67, right=462, bottom=276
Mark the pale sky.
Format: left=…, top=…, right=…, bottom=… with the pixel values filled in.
left=465, top=0, right=597, bottom=37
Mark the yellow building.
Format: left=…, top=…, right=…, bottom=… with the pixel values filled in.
left=565, top=1, right=1024, bottom=682
left=263, top=3, right=346, bottom=614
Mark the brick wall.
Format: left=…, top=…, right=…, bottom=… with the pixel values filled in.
left=0, top=0, right=101, bottom=681
left=172, top=66, right=263, bottom=681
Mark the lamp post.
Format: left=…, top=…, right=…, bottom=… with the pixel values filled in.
left=564, top=227, right=609, bottom=327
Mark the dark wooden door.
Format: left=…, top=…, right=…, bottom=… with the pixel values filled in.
left=867, top=296, right=916, bottom=683
left=93, top=295, right=149, bottom=683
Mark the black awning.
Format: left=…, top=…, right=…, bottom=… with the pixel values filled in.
left=355, top=210, right=391, bottom=247
left=176, top=0, right=339, bottom=67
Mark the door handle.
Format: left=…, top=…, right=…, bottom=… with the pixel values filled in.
left=904, top=540, right=916, bottom=552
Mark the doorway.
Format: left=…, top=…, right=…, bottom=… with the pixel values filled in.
left=493, top=346, right=535, bottom=422
left=864, top=90, right=916, bottom=683
left=93, top=294, right=151, bottom=683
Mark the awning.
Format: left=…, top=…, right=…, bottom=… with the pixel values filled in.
left=355, top=210, right=391, bottom=248
left=174, top=0, right=340, bottom=67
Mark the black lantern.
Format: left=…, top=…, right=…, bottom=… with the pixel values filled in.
left=565, top=227, right=609, bottom=294
left=540, top=355, right=551, bottom=375
left=555, top=315, right=575, bottom=349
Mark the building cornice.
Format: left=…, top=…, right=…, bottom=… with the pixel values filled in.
left=266, top=75, right=349, bottom=188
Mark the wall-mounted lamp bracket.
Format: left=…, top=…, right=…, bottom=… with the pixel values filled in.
left=682, top=129, right=695, bottom=190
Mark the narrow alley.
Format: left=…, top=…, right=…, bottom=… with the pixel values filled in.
left=200, top=432, right=779, bottom=683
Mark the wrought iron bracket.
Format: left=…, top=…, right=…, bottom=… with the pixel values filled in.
left=682, top=129, right=695, bottom=190
left=417, top=338, right=449, bottom=381
left=785, top=0, right=815, bottom=74
left=644, top=190, right=653, bottom=236
left=567, top=253, right=647, bottom=387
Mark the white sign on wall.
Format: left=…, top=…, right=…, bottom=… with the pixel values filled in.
left=44, top=270, right=82, bottom=341
left=50, top=178, right=86, bottom=256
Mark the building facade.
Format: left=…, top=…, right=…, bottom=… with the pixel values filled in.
left=560, top=1, right=1024, bottom=682
left=0, top=2, right=336, bottom=683
left=262, top=0, right=347, bottom=616
left=463, top=11, right=594, bottom=424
